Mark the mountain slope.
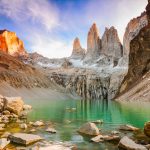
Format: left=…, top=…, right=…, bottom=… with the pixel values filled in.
left=116, top=1, right=150, bottom=101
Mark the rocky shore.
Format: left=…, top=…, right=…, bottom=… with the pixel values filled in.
left=0, top=95, right=150, bottom=150
left=0, top=95, right=77, bottom=149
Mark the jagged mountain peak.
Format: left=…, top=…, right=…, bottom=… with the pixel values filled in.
left=71, top=37, right=85, bottom=59
left=101, top=26, right=123, bottom=59
left=84, top=22, right=101, bottom=62
left=73, top=37, right=82, bottom=50
left=88, top=22, right=100, bottom=37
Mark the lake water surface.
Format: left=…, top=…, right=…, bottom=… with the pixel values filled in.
left=25, top=99, right=150, bottom=150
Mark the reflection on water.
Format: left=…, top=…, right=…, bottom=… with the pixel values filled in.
left=25, top=99, right=150, bottom=150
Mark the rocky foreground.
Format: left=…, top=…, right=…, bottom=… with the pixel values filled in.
left=0, top=95, right=77, bottom=149
left=0, top=95, right=150, bottom=150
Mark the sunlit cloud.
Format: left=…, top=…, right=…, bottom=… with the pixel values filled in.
left=0, top=0, right=59, bottom=30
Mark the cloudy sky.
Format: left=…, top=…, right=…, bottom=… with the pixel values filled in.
left=0, top=0, right=147, bottom=58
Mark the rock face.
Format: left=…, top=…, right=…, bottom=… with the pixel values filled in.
left=0, top=30, right=27, bottom=57
left=144, top=122, right=150, bottom=137
left=50, top=71, right=110, bottom=100
left=118, top=136, right=147, bottom=150
left=71, top=37, right=85, bottom=59
left=101, top=27, right=123, bottom=59
left=118, top=2, right=150, bottom=95
left=78, top=122, right=100, bottom=136
left=122, top=12, right=148, bottom=66
left=84, top=23, right=101, bottom=62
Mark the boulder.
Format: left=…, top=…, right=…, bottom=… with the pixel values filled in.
left=5, top=97, right=24, bottom=115
left=118, top=136, right=147, bottom=150
left=78, top=122, right=99, bottom=136
left=0, top=138, right=10, bottom=149
left=8, top=133, right=43, bottom=146
left=33, top=121, right=44, bottom=127
left=144, top=122, right=150, bottom=137
left=119, top=124, right=139, bottom=131
left=46, top=128, right=57, bottom=134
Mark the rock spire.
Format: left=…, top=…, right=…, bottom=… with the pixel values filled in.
left=71, top=37, right=85, bottom=59
left=101, top=26, right=123, bottom=59
left=84, top=23, right=101, bottom=62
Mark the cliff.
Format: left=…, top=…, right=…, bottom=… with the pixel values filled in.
left=0, top=30, right=27, bottom=57
left=117, top=0, right=150, bottom=101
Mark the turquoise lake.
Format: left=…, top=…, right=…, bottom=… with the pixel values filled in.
left=24, top=99, right=150, bottom=150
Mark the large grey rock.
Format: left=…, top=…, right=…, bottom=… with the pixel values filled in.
left=101, top=26, right=123, bottom=59
left=118, top=136, right=147, bottom=150
left=78, top=122, right=99, bottom=136
left=8, top=133, right=43, bottom=146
